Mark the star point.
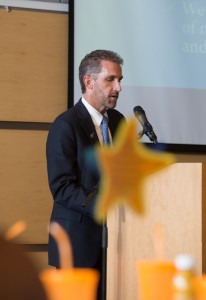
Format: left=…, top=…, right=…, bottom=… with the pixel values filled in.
left=95, top=117, right=175, bottom=222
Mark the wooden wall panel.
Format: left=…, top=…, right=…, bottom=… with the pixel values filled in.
left=26, top=252, right=53, bottom=272
left=0, top=9, right=68, bottom=122
left=0, top=129, right=53, bottom=244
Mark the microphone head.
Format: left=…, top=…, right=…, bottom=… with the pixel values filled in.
left=133, top=106, right=147, bottom=123
left=133, top=106, right=144, bottom=115
left=133, top=105, right=158, bottom=143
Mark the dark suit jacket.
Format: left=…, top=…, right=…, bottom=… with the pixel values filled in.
left=46, top=99, right=125, bottom=268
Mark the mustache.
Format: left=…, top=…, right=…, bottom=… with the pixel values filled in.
left=109, top=93, right=119, bottom=97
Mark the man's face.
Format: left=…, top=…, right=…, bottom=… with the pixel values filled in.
left=90, top=60, right=123, bottom=113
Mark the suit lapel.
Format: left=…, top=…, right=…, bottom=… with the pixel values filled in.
left=107, top=109, right=117, bottom=138
left=81, top=117, right=99, bottom=145
left=75, top=100, right=99, bottom=145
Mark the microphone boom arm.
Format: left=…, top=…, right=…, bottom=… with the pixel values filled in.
left=137, top=130, right=144, bottom=140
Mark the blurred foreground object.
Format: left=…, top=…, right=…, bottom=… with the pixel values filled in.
left=49, top=222, right=73, bottom=269
left=40, top=222, right=99, bottom=300
left=195, top=275, right=206, bottom=300
left=4, top=220, right=26, bottom=241
left=95, top=118, right=175, bottom=222
left=173, top=254, right=196, bottom=300
left=136, top=259, right=176, bottom=300
left=0, top=234, right=47, bottom=300
left=40, top=268, right=99, bottom=300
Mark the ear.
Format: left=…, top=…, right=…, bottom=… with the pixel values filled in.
left=83, top=75, right=94, bottom=90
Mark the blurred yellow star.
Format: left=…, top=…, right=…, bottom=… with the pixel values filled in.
left=95, top=117, right=175, bottom=222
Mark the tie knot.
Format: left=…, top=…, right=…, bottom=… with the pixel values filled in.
left=101, top=115, right=110, bottom=145
left=102, top=115, right=108, bottom=126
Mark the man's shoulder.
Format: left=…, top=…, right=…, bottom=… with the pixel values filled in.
left=52, top=100, right=84, bottom=123
left=107, top=108, right=125, bottom=121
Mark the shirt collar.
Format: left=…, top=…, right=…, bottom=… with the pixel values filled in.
left=81, top=97, right=108, bottom=126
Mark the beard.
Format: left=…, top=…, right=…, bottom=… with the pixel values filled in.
left=106, top=94, right=119, bottom=108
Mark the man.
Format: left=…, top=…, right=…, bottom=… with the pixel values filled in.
left=46, top=49, right=125, bottom=299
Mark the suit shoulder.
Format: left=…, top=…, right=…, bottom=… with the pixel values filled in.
left=51, top=106, right=77, bottom=125
left=51, top=100, right=86, bottom=124
left=107, top=108, right=125, bottom=121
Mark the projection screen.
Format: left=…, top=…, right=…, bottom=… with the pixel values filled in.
left=71, top=0, right=206, bottom=152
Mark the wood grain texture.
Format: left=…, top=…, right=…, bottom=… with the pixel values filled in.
left=0, top=9, right=68, bottom=122
left=0, top=129, right=53, bottom=243
left=26, top=252, right=53, bottom=272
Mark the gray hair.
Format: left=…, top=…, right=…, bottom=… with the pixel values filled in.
left=79, top=49, right=123, bottom=93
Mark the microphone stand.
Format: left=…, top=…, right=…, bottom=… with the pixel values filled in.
left=137, top=131, right=144, bottom=140
left=102, top=218, right=107, bottom=300
left=137, top=130, right=158, bottom=144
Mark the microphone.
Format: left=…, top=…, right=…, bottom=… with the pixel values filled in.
left=133, top=106, right=158, bottom=143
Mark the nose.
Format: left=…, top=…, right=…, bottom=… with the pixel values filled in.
left=114, top=80, right=122, bottom=92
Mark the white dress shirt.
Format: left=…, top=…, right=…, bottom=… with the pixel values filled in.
left=81, top=97, right=112, bottom=145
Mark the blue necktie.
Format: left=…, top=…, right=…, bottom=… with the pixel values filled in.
left=101, top=115, right=110, bottom=145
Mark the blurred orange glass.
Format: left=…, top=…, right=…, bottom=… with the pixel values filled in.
left=195, top=275, right=206, bottom=300
left=40, top=268, right=99, bottom=300
left=136, top=260, right=176, bottom=300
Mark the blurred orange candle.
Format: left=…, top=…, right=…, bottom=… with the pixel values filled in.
left=40, top=268, right=99, bottom=300
left=136, top=260, right=176, bottom=300
left=195, top=275, right=206, bottom=300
